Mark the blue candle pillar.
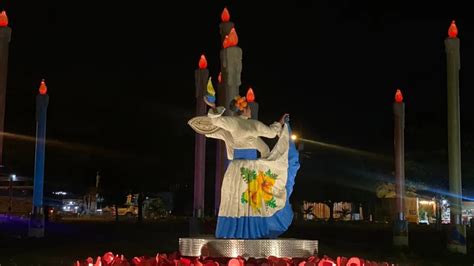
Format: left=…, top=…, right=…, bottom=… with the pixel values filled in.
left=28, top=79, right=49, bottom=238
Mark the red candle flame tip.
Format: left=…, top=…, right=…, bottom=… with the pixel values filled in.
left=246, top=87, right=255, bottom=102
left=39, top=79, right=47, bottom=95
left=395, top=89, right=403, bottom=103
left=198, top=54, right=207, bottom=69
left=221, top=7, right=230, bottom=22
left=0, top=10, right=8, bottom=27
left=448, top=20, right=458, bottom=38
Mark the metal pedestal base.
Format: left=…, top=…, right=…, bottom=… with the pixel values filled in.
left=179, top=237, right=318, bottom=258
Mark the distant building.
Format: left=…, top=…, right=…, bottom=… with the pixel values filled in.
left=0, top=166, right=33, bottom=215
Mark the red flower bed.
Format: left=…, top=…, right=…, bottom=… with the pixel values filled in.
left=75, top=252, right=394, bottom=266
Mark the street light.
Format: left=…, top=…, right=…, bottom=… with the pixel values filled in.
left=291, top=134, right=298, bottom=141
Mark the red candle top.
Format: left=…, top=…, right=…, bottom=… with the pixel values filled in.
left=395, top=89, right=403, bottom=103
left=246, top=87, right=255, bottom=102
left=223, top=27, right=238, bottom=48
left=198, top=54, right=207, bottom=69
left=221, top=7, right=230, bottom=22
left=39, top=79, right=47, bottom=95
left=0, top=11, right=8, bottom=27
left=448, top=20, right=458, bottom=38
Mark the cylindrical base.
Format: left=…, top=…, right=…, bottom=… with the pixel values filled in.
left=179, top=237, right=318, bottom=258
left=393, top=218, right=408, bottom=247
left=28, top=206, right=45, bottom=238
left=447, top=223, right=466, bottom=254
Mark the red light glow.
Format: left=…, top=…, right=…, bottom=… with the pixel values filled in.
left=223, top=35, right=230, bottom=49
left=39, top=79, right=47, bottom=95
left=448, top=20, right=458, bottom=38
left=223, top=28, right=238, bottom=48
left=346, top=257, right=362, bottom=266
left=246, top=87, right=255, bottom=102
left=221, top=7, right=230, bottom=22
left=0, top=11, right=8, bottom=27
left=198, top=54, right=207, bottom=69
left=395, top=89, right=403, bottom=103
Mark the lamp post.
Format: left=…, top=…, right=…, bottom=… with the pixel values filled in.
left=28, top=79, right=49, bottom=238
left=445, top=20, right=466, bottom=254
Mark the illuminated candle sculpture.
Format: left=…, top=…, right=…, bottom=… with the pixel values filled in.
left=0, top=10, right=11, bottom=165
left=445, top=20, right=466, bottom=254
left=28, top=79, right=49, bottom=238
left=215, top=7, right=243, bottom=213
left=219, top=7, right=242, bottom=117
left=393, top=89, right=408, bottom=247
left=220, top=25, right=241, bottom=110
left=246, top=87, right=259, bottom=120
left=193, top=54, right=208, bottom=218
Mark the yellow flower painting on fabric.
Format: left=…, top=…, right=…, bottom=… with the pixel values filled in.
left=241, top=167, right=278, bottom=213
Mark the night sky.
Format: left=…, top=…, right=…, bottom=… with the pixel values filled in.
left=1, top=2, right=474, bottom=198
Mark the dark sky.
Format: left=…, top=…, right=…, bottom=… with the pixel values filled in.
left=1, top=1, right=474, bottom=194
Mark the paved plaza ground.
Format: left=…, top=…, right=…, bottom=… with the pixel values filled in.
left=0, top=216, right=473, bottom=265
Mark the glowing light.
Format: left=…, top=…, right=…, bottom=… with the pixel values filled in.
left=39, top=79, right=47, bottom=95
left=10, top=174, right=16, bottom=181
left=221, top=7, right=230, bottom=22
left=395, top=89, right=403, bottom=103
left=95, top=256, right=102, bottom=266
left=246, top=87, right=255, bottom=102
left=346, top=257, right=362, bottom=266
left=198, top=54, right=207, bottom=69
left=291, top=134, right=298, bottom=141
left=419, top=200, right=435, bottom=205
left=76, top=253, right=392, bottom=265
left=223, top=36, right=230, bottom=48
left=228, top=28, right=238, bottom=46
left=448, top=20, right=458, bottom=38
left=218, top=72, right=222, bottom=83
left=228, top=258, right=240, bottom=266
left=0, top=11, right=8, bottom=27
left=223, top=28, right=238, bottom=48
left=318, top=258, right=336, bottom=266
left=103, top=252, right=114, bottom=264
